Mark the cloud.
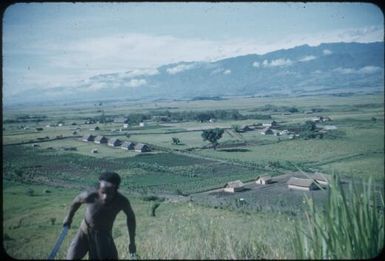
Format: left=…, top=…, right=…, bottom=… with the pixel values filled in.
left=358, top=66, right=382, bottom=74
left=262, top=60, right=269, bottom=67
left=166, top=63, right=197, bottom=74
left=299, top=55, right=317, bottom=62
left=3, top=25, right=383, bottom=99
left=323, top=49, right=332, bottom=55
left=223, top=69, right=231, bottom=75
left=127, top=78, right=147, bottom=87
left=262, top=58, right=293, bottom=67
left=333, top=67, right=355, bottom=74
left=333, top=66, right=383, bottom=74
left=124, top=68, right=159, bottom=78
left=252, top=61, right=260, bottom=67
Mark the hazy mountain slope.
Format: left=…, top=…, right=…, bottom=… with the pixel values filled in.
left=7, top=42, right=384, bottom=104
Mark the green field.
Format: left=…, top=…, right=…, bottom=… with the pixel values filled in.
left=3, top=93, right=384, bottom=259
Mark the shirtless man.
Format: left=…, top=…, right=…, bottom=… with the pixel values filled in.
left=63, top=172, right=136, bottom=260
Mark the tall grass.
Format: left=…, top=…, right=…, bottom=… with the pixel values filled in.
left=293, top=175, right=384, bottom=259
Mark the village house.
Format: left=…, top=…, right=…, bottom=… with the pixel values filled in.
left=261, top=127, right=274, bottom=135
left=121, top=141, right=135, bottom=150
left=82, top=134, right=96, bottom=142
left=113, top=117, right=129, bottom=124
left=123, top=123, right=129, bottom=129
left=312, top=116, right=332, bottom=123
left=224, top=180, right=245, bottom=193
left=239, top=125, right=255, bottom=132
left=94, top=135, right=108, bottom=144
left=108, top=138, right=122, bottom=147
left=255, top=175, right=273, bottom=185
left=279, top=129, right=290, bottom=135
left=262, top=120, right=278, bottom=127
left=287, top=177, right=319, bottom=191
left=313, top=173, right=330, bottom=187
left=322, top=125, right=337, bottom=130
left=139, top=122, right=146, bottom=127
left=134, top=143, right=151, bottom=152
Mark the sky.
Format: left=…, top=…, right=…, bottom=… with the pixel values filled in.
left=2, top=2, right=384, bottom=99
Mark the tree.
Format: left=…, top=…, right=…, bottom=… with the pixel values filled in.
left=232, top=124, right=241, bottom=133
left=171, top=137, right=181, bottom=145
left=201, top=128, right=224, bottom=150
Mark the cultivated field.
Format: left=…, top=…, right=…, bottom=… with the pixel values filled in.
left=3, top=93, right=384, bottom=259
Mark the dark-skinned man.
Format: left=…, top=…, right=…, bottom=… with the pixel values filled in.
left=63, top=172, right=136, bottom=260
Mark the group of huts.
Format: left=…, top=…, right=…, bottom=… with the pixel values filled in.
left=223, top=173, right=329, bottom=193
left=82, top=134, right=151, bottom=153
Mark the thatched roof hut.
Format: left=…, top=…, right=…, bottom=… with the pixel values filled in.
left=121, top=141, right=135, bottom=150
left=224, top=180, right=245, bottom=193
left=256, top=175, right=273, bottom=185
left=287, top=177, right=319, bottom=191
left=94, top=135, right=108, bottom=144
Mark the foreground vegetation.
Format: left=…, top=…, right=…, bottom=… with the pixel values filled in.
left=294, top=175, right=384, bottom=259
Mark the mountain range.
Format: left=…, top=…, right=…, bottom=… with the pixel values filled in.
left=8, top=42, right=384, bottom=105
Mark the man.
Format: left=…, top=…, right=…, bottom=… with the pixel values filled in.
left=63, top=172, right=136, bottom=260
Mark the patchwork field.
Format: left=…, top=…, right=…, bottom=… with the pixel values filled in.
left=3, top=93, right=384, bottom=259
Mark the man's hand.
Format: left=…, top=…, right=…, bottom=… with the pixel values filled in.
left=129, top=243, right=136, bottom=254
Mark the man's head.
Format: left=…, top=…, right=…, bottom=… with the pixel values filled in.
left=98, top=172, right=121, bottom=203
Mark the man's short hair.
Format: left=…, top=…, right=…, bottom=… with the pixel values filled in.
left=99, top=172, right=121, bottom=189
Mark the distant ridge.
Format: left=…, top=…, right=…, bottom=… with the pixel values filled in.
left=6, top=42, right=384, bottom=105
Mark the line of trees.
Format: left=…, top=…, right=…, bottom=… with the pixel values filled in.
left=91, top=109, right=272, bottom=125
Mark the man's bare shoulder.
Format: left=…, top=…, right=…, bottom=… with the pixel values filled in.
left=76, top=189, right=99, bottom=203
left=115, top=192, right=130, bottom=205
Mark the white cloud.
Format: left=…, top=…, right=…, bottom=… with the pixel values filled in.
left=299, top=55, right=317, bottom=62
left=3, top=25, right=383, bottom=98
left=223, top=69, right=231, bottom=75
left=333, top=67, right=356, bottom=74
left=127, top=79, right=147, bottom=87
left=268, top=58, right=293, bottom=67
left=262, top=60, right=269, bottom=66
left=323, top=49, right=333, bottom=55
left=124, top=68, right=159, bottom=78
left=333, top=66, right=383, bottom=75
left=358, top=66, right=382, bottom=74
left=252, top=61, right=260, bottom=67
left=166, top=63, right=197, bottom=74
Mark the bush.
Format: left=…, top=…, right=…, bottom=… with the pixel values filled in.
left=293, top=175, right=384, bottom=259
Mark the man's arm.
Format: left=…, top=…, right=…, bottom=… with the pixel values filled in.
left=63, top=191, right=89, bottom=228
left=122, top=197, right=136, bottom=254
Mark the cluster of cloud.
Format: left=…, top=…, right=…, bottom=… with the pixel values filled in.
left=252, top=48, right=335, bottom=68
left=166, top=63, right=197, bottom=75
left=4, top=24, right=383, bottom=99
left=299, top=55, right=317, bottom=62
left=333, top=66, right=383, bottom=74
